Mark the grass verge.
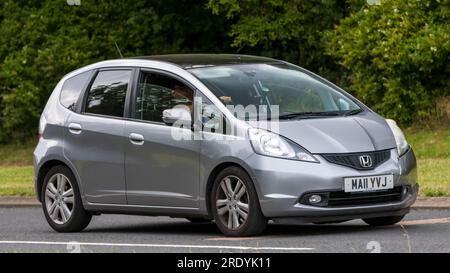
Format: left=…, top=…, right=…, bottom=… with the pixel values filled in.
left=417, top=159, right=450, bottom=197
left=0, top=166, right=35, bottom=196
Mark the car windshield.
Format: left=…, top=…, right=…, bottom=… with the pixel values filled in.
left=189, top=63, right=361, bottom=120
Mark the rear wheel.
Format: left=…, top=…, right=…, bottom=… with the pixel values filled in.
left=211, top=166, right=267, bottom=237
left=362, top=215, right=405, bottom=226
left=42, top=165, right=92, bottom=232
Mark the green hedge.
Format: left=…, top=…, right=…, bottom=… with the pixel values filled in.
left=0, top=0, right=231, bottom=142
left=326, top=0, right=450, bottom=123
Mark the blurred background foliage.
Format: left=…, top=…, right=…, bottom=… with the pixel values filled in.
left=0, top=0, right=449, bottom=142
left=326, top=0, right=450, bottom=124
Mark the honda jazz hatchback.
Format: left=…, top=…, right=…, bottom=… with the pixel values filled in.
left=34, top=54, right=418, bottom=236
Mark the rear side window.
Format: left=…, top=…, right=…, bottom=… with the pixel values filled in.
left=60, top=71, right=91, bottom=111
left=85, top=70, right=131, bottom=117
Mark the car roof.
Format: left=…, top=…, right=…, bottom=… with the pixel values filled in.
left=132, top=54, right=282, bottom=69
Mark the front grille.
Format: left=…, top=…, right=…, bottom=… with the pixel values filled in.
left=299, top=186, right=405, bottom=207
left=321, top=149, right=391, bottom=170
left=327, top=186, right=403, bottom=207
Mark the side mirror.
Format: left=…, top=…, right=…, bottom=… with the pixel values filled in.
left=162, top=107, right=192, bottom=126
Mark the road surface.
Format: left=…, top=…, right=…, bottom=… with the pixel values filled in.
left=0, top=207, right=449, bottom=253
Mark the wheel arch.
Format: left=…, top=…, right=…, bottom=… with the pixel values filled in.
left=36, top=158, right=81, bottom=202
left=204, top=161, right=260, bottom=218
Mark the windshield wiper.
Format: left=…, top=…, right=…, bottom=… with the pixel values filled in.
left=343, top=109, right=363, bottom=116
left=274, top=109, right=363, bottom=120
left=278, top=111, right=342, bottom=120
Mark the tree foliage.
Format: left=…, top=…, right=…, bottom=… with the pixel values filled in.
left=0, top=0, right=448, bottom=142
left=326, top=0, right=450, bottom=123
left=0, top=0, right=231, bottom=142
left=207, top=0, right=366, bottom=76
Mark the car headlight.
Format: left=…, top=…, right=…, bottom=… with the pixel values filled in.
left=385, top=119, right=409, bottom=156
left=248, top=128, right=318, bottom=162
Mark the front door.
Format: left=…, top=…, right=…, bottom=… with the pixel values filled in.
left=124, top=70, right=200, bottom=208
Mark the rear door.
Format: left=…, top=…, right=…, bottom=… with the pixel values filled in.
left=64, top=68, right=133, bottom=204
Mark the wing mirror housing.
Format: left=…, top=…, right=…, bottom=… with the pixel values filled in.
left=162, top=107, right=192, bottom=126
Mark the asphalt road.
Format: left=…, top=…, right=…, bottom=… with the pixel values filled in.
left=0, top=207, right=449, bottom=253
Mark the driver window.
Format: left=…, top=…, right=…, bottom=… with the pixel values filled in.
left=135, top=72, right=194, bottom=123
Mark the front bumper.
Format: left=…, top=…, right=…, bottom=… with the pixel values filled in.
left=246, top=147, right=418, bottom=221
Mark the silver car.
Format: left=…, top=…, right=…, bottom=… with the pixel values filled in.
left=34, top=54, right=418, bottom=237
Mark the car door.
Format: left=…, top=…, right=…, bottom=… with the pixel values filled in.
left=124, top=69, right=200, bottom=208
left=64, top=68, right=133, bottom=204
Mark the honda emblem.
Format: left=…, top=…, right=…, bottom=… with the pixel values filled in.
left=359, top=155, right=373, bottom=168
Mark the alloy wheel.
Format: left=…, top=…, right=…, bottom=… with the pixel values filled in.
left=44, top=173, right=75, bottom=225
left=215, top=175, right=249, bottom=230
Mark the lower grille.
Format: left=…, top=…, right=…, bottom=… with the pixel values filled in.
left=327, top=187, right=403, bottom=207
left=299, top=186, right=405, bottom=207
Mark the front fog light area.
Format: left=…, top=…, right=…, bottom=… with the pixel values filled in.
left=401, top=186, right=411, bottom=197
left=300, top=193, right=328, bottom=207
left=309, top=195, right=322, bottom=204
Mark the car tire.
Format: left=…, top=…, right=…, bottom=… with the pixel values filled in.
left=211, top=166, right=267, bottom=237
left=362, top=215, right=405, bottom=226
left=41, top=165, right=92, bottom=232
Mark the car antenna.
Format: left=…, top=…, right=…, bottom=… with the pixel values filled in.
left=114, top=40, right=124, bottom=59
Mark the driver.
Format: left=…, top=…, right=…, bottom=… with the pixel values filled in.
left=172, top=84, right=193, bottom=112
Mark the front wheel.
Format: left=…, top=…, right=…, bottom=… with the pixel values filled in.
left=42, top=165, right=92, bottom=232
left=211, top=167, right=267, bottom=237
left=362, top=215, right=405, bottom=226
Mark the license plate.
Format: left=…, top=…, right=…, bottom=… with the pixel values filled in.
left=344, top=174, right=394, bottom=193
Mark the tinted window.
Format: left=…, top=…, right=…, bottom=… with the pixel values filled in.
left=135, top=72, right=193, bottom=123
left=85, top=70, right=131, bottom=117
left=60, top=71, right=91, bottom=111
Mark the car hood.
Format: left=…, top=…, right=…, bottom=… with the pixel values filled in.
left=259, top=112, right=396, bottom=154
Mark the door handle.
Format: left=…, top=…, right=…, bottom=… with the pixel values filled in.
left=68, top=123, right=82, bottom=135
left=129, top=133, right=144, bottom=145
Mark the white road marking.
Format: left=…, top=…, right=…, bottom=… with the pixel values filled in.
left=0, top=240, right=314, bottom=251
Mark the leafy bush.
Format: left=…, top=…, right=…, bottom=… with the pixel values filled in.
left=0, top=0, right=230, bottom=142
left=326, top=0, right=450, bottom=123
left=207, top=0, right=366, bottom=77
left=1, top=0, right=448, bottom=143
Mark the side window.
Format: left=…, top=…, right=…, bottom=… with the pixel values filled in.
left=135, top=72, right=194, bottom=123
left=85, top=70, right=131, bottom=117
left=60, top=71, right=91, bottom=111
left=196, top=92, right=228, bottom=134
